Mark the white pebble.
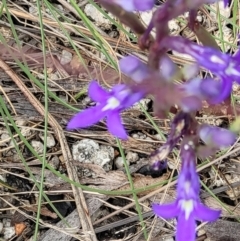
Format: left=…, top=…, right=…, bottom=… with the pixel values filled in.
left=72, top=139, right=114, bottom=176
left=84, top=4, right=112, bottom=29
left=115, top=157, right=129, bottom=169
left=126, top=151, right=139, bottom=163
left=39, top=133, right=56, bottom=148
left=59, top=50, right=72, bottom=65
left=31, top=140, right=44, bottom=154
left=4, top=226, right=15, bottom=239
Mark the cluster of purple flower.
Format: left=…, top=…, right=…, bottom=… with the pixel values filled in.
left=67, top=0, right=238, bottom=240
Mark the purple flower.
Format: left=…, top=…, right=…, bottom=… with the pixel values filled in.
left=119, top=56, right=150, bottom=83
left=152, top=138, right=221, bottom=241
left=67, top=80, right=144, bottom=139
left=199, top=124, right=236, bottom=149
left=159, top=55, right=179, bottom=80
left=182, top=76, right=232, bottom=104
left=111, top=0, right=154, bottom=12
left=223, top=0, right=229, bottom=7
left=161, top=36, right=240, bottom=84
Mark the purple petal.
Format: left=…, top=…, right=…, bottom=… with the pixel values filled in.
left=176, top=213, right=196, bottom=241
left=194, top=203, right=221, bottom=222
left=200, top=78, right=221, bottom=98
left=201, top=77, right=232, bottom=104
left=177, top=175, right=200, bottom=199
left=160, top=55, right=178, bottom=80
left=67, top=105, right=106, bottom=130
left=114, top=0, right=134, bottom=11
left=112, top=86, right=132, bottom=105
left=114, top=0, right=154, bottom=12
left=88, top=80, right=109, bottom=102
left=183, top=78, right=202, bottom=97
left=133, top=0, right=154, bottom=11
left=124, top=91, right=144, bottom=107
left=233, top=49, right=240, bottom=62
left=161, top=36, right=230, bottom=73
left=119, top=56, right=150, bottom=83
left=180, top=96, right=202, bottom=112
left=112, top=84, right=128, bottom=97
left=199, top=124, right=236, bottom=148
left=223, top=0, right=229, bottom=7
left=152, top=202, right=179, bottom=219
left=106, top=111, right=128, bottom=139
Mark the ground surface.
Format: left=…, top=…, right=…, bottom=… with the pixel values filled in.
left=0, top=1, right=240, bottom=241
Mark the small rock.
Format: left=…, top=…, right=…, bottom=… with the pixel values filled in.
left=48, top=156, right=60, bottom=170
left=132, top=133, right=139, bottom=139
left=3, top=226, right=15, bottom=239
left=9, top=139, right=17, bottom=148
left=109, top=30, right=118, bottom=38
left=31, top=140, right=44, bottom=154
left=168, top=19, right=180, bottom=32
left=126, top=151, right=139, bottom=163
left=162, top=238, right=174, bottom=241
left=29, top=6, right=38, bottom=15
left=15, top=117, right=27, bottom=126
left=196, top=15, right=203, bottom=22
left=0, top=133, right=10, bottom=146
left=84, top=4, right=112, bottom=29
left=132, top=98, right=151, bottom=111
left=140, top=10, right=154, bottom=26
left=115, top=156, right=129, bottom=169
left=39, top=133, right=56, bottom=148
left=20, top=127, right=32, bottom=137
left=72, top=139, right=114, bottom=176
left=96, top=145, right=114, bottom=168
left=0, top=174, right=6, bottom=183
left=154, top=133, right=164, bottom=141
left=1, top=133, right=9, bottom=141
left=49, top=72, right=59, bottom=81
left=72, top=139, right=99, bottom=162
left=138, top=132, right=147, bottom=140
left=210, top=0, right=231, bottom=19
left=0, top=222, right=3, bottom=233
left=82, top=96, right=91, bottom=105
left=59, top=50, right=73, bottom=65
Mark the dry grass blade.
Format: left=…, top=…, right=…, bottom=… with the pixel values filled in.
left=0, top=58, right=97, bottom=241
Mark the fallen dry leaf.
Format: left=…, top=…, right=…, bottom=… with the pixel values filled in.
left=14, top=222, right=26, bottom=236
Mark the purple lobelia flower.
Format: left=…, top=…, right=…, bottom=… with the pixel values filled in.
left=119, top=55, right=150, bottom=83
left=101, top=0, right=154, bottom=12
left=182, top=76, right=232, bottom=104
left=161, top=36, right=240, bottom=84
left=67, top=80, right=144, bottom=139
left=152, top=137, right=221, bottom=241
left=223, top=0, right=230, bottom=7
left=199, top=124, right=237, bottom=149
